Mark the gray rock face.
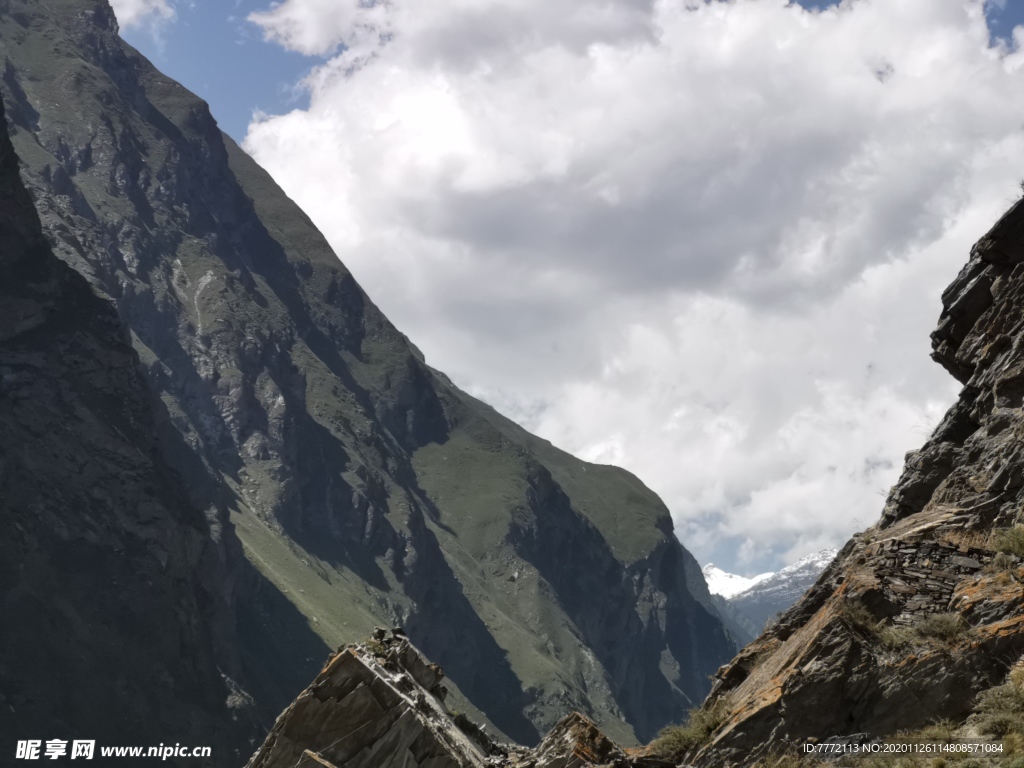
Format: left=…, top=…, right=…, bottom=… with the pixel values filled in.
left=247, top=636, right=490, bottom=768
left=0, top=95, right=257, bottom=762
left=0, top=0, right=734, bottom=749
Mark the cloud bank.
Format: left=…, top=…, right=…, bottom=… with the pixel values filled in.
left=244, top=0, right=1024, bottom=571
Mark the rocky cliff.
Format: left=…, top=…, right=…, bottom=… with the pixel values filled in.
left=0, top=0, right=734, bottom=749
left=0, top=94, right=258, bottom=763
left=677, top=197, right=1024, bottom=765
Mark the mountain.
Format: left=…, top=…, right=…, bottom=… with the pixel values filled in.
left=0, top=0, right=734, bottom=750
left=699, top=551, right=836, bottom=648
left=0, top=94, right=257, bottom=763
left=721, top=549, right=838, bottom=631
left=700, top=564, right=773, bottom=599
left=677, top=197, right=1024, bottom=764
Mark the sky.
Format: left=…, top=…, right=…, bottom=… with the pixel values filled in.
left=114, top=0, right=1024, bottom=575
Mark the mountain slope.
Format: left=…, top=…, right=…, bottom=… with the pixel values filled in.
left=682, top=199, right=1024, bottom=765
left=0, top=0, right=734, bottom=747
left=0, top=93, right=265, bottom=763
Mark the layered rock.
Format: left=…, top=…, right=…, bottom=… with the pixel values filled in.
left=246, top=633, right=674, bottom=768
left=0, top=0, right=734, bottom=747
left=683, top=199, right=1024, bottom=765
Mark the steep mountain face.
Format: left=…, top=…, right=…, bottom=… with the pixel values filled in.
left=0, top=96, right=259, bottom=763
left=0, top=0, right=734, bottom=747
left=682, top=199, right=1024, bottom=765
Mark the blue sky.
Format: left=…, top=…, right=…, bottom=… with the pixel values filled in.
left=124, top=0, right=1024, bottom=143
left=122, top=0, right=317, bottom=141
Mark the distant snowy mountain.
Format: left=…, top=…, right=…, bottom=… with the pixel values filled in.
left=703, top=549, right=839, bottom=641
left=702, top=564, right=773, bottom=599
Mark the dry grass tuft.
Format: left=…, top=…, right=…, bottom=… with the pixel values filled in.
left=649, top=697, right=732, bottom=761
left=914, top=612, right=970, bottom=644
left=994, top=526, right=1024, bottom=558
left=940, top=528, right=991, bottom=551
left=840, top=599, right=880, bottom=634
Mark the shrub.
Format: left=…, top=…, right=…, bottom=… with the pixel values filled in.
left=1011, top=661, right=1024, bottom=693
left=1004, top=731, right=1024, bottom=757
left=974, top=680, right=1024, bottom=738
left=879, top=624, right=916, bottom=650
left=993, top=526, right=1024, bottom=558
left=649, top=698, right=731, bottom=761
left=992, top=551, right=1017, bottom=572
left=914, top=613, right=969, bottom=644
left=840, top=599, right=880, bottom=634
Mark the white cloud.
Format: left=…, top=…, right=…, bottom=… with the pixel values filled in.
left=244, top=0, right=1024, bottom=572
left=108, top=0, right=175, bottom=30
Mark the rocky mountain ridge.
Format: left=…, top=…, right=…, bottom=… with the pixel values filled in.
left=0, top=0, right=734, bottom=751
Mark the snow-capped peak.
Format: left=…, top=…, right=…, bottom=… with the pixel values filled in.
left=702, top=563, right=773, bottom=599
left=774, top=548, right=839, bottom=578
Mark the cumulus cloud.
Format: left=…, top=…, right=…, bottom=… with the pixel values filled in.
left=244, top=0, right=1024, bottom=572
left=108, top=0, right=175, bottom=30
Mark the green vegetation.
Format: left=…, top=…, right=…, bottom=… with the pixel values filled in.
left=649, top=698, right=732, bottom=761
left=365, top=638, right=388, bottom=657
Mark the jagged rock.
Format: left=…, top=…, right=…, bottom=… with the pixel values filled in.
left=683, top=194, right=1024, bottom=766
left=247, top=639, right=673, bottom=768
left=247, top=637, right=491, bottom=768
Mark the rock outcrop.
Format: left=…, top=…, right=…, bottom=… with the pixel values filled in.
left=0, top=0, right=734, bottom=749
left=683, top=198, right=1024, bottom=765
left=247, top=633, right=675, bottom=768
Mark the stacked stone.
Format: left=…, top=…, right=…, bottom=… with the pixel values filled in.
left=874, top=539, right=1000, bottom=621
